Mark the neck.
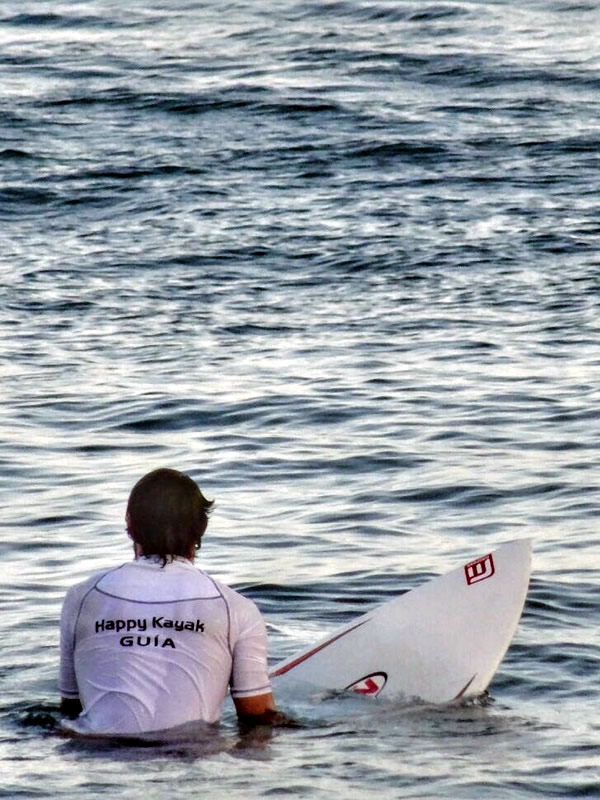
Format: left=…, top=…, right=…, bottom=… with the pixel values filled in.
left=133, top=543, right=195, bottom=561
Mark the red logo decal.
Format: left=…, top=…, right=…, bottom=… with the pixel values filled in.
left=346, top=672, right=387, bottom=697
left=464, top=553, right=495, bottom=585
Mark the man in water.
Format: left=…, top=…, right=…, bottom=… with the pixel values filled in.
left=60, top=468, right=280, bottom=735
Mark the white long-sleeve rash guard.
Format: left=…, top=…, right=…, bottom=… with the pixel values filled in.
left=60, top=556, right=271, bottom=735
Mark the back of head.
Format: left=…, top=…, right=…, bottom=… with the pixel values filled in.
left=126, top=468, right=213, bottom=563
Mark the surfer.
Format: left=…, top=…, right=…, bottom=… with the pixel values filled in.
left=59, top=467, right=283, bottom=735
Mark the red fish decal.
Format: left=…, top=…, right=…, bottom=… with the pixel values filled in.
left=346, top=672, right=387, bottom=697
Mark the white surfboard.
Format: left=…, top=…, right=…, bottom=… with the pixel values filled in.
left=270, top=539, right=531, bottom=703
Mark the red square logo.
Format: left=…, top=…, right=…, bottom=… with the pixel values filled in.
left=464, top=553, right=495, bottom=586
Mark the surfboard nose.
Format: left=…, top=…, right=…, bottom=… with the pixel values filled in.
left=271, top=539, right=532, bottom=705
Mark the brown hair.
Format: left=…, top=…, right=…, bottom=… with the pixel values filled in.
left=126, top=468, right=214, bottom=564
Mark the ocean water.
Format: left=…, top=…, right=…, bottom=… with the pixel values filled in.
left=1, top=0, right=599, bottom=796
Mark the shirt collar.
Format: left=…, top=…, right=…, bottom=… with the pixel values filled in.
left=134, top=555, right=197, bottom=570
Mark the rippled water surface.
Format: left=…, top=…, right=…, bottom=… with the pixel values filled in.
left=1, top=0, right=599, bottom=797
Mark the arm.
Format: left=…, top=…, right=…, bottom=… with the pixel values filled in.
left=230, top=598, right=294, bottom=727
left=59, top=585, right=82, bottom=718
left=61, top=697, right=83, bottom=719
left=233, top=692, right=296, bottom=728
left=233, top=691, right=277, bottom=723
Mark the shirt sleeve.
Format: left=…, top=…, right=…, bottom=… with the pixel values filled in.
left=229, top=598, right=272, bottom=699
left=59, top=585, right=81, bottom=699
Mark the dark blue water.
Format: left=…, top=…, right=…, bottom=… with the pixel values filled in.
left=1, top=1, right=599, bottom=797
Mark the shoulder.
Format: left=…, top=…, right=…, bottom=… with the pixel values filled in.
left=204, top=574, right=265, bottom=622
left=62, top=564, right=127, bottom=606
